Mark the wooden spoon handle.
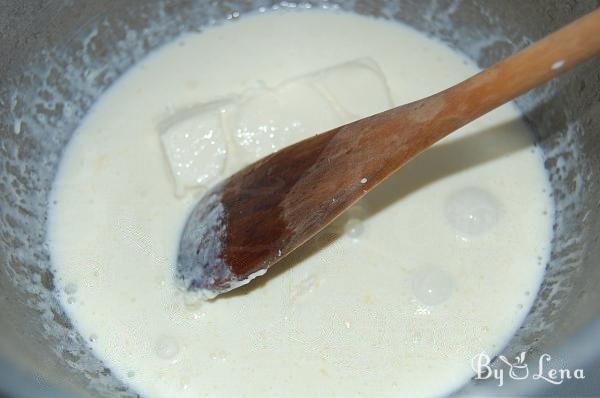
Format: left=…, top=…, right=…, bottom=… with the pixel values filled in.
left=398, top=8, right=600, bottom=148
left=354, top=8, right=600, bottom=186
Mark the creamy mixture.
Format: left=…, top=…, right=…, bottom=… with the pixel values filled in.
left=48, top=10, right=553, bottom=398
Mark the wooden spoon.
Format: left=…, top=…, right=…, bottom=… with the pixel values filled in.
left=177, top=9, right=600, bottom=298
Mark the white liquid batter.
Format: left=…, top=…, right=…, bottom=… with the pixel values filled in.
left=48, top=9, right=553, bottom=398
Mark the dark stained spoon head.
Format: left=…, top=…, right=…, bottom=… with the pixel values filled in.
left=177, top=128, right=358, bottom=297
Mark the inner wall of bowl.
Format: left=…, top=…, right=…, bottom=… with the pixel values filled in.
left=0, top=0, right=599, bottom=397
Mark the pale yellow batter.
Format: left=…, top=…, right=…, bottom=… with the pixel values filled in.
left=48, top=9, right=552, bottom=398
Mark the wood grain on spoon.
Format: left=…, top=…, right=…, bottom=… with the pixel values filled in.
left=177, top=9, right=600, bottom=298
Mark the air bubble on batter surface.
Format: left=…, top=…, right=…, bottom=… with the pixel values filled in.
left=331, top=203, right=369, bottom=241
left=154, top=335, right=180, bottom=361
left=343, top=218, right=364, bottom=240
left=444, top=187, right=501, bottom=239
left=409, top=267, right=454, bottom=305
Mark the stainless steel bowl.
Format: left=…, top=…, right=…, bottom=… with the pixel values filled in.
left=1, top=1, right=599, bottom=397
